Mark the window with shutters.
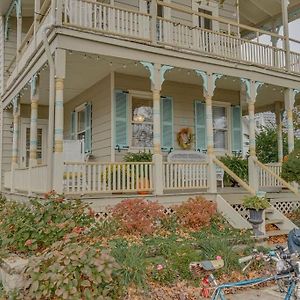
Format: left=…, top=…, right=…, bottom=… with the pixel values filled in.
left=131, top=97, right=153, bottom=147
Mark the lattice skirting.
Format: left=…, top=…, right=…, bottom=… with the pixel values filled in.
left=232, top=200, right=300, bottom=219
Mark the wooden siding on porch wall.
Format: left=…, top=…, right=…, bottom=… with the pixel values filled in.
left=114, top=73, right=240, bottom=161
left=64, top=75, right=112, bottom=162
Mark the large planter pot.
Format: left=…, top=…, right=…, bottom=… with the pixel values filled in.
left=137, top=177, right=150, bottom=195
left=248, top=208, right=264, bottom=237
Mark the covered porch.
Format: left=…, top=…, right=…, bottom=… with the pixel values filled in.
left=2, top=50, right=299, bottom=198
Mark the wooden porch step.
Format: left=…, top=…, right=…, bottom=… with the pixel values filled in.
left=265, top=207, right=275, bottom=214
left=265, top=218, right=284, bottom=225
left=267, top=230, right=289, bottom=237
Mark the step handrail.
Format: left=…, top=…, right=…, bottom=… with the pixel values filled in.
left=213, top=157, right=256, bottom=196
left=254, top=158, right=299, bottom=195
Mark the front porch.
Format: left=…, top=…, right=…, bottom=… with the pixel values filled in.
left=2, top=51, right=298, bottom=199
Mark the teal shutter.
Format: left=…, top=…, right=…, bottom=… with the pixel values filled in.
left=115, top=90, right=128, bottom=149
left=195, top=101, right=207, bottom=152
left=231, top=106, right=242, bottom=154
left=160, top=96, right=173, bottom=151
left=71, top=111, right=76, bottom=140
left=84, top=103, right=92, bottom=153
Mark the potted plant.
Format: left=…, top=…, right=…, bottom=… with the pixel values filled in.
left=243, top=195, right=270, bottom=236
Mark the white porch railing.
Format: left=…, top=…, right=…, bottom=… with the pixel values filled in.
left=64, top=162, right=154, bottom=194
left=157, top=18, right=286, bottom=70
left=63, top=0, right=151, bottom=41
left=259, top=163, right=283, bottom=188
left=3, top=165, right=49, bottom=194
left=163, top=162, right=208, bottom=190
left=30, top=165, right=49, bottom=193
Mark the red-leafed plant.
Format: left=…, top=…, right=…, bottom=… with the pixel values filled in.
left=174, top=196, right=217, bottom=230
left=111, top=198, right=165, bottom=235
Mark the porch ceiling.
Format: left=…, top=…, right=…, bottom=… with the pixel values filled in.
left=19, top=52, right=290, bottom=112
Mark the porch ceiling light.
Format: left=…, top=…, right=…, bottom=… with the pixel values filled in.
left=133, top=115, right=145, bottom=123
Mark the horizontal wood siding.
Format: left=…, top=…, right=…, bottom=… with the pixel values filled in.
left=114, top=0, right=139, bottom=11
left=64, top=75, right=112, bottom=162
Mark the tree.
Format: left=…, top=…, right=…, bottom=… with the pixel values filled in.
left=255, top=126, right=288, bottom=163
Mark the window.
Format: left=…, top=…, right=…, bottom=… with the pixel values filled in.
left=71, top=103, right=92, bottom=153
left=131, top=98, right=153, bottom=147
left=198, top=8, right=212, bottom=30
left=213, top=106, right=228, bottom=150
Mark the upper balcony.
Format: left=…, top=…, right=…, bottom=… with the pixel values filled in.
left=3, top=0, right=300, bottom=92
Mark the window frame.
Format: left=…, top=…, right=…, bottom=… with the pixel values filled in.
left=128, top=90, right=154, bottom=150
left=192, top=0, right=219, bottom=31
left=72, top=102, right=92, bottom=153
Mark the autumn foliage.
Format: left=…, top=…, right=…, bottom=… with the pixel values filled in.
left=174, top=196, right=217, bottom=230
left=111, top=198, right=166, bottom=235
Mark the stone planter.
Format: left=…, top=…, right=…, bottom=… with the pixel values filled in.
left=248, top=209, right=264, bottom=237
left=0, top=255, right=28, bottom=293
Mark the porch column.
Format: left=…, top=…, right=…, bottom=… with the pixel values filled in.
left=281, top=0, right=291, bottom=71
left=242, top=79, right=262, bottom=192
left=16, top=0, right=22, bottom=59
left=195, top=71, right=222, bottom=193
left=29, top=75, right=39, bottom=166
left=11, top=95, right=20, bottom=192
left=284, top=89, right=295, bottom=153
left=275, top=101, right=284, bottom=163
left=34, top=0, right=40, bottom=47
left=140, top=62, right=173, bottom=195
left=53, top=49, right=66, bottom=193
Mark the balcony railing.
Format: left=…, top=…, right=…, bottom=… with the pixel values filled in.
left=4, top=0, right=300, bottom=90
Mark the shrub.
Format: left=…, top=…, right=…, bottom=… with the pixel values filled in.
left=111, top=198, right=165, bottom=235
left=219, top=155, right=248, bottom=186
left=281, top=147, right=300, bottom=184
left=0, top=193, right=95, bottom=253
left=256, top=126, right=288, bottom=163
left=174, top=196, right=217, bottom=230
left=22, top=241, right=120, bottom=300
left=123, top=151, right=153, bottom=162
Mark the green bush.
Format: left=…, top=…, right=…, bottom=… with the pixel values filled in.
left=282, top=147, right=300, bottom=184
left=219, top=155, right=248, bottom=186
left=123, top=150, right=153, bottom=162
left=0, top=193, right=94, bottom=253
left=256, top=126, right=288, bottom=163
left=22, top=241, right=120, bottom=300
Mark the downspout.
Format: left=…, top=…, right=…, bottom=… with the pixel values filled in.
left=42, top=2, right=56, bottom=191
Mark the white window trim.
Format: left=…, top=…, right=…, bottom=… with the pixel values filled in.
left=211, top=101, right=231, bottom=155
left=128, top=90, right=153, bottom=151
left=74, top=103, right=88, bottom=138
left=192, top=0, right=219, bottom=31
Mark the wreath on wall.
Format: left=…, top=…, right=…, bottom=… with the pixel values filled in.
left=177, top=128, right=194, bottom=150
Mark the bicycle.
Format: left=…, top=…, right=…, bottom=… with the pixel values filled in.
left=189, top=246, right=300, bottom=300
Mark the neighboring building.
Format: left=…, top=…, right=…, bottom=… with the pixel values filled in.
left=0, top=0, right=300, bottom=217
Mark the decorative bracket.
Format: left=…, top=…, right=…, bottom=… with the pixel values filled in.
left=241, top=78, right=263, bottom=101
left=195, top=70, right=223, bottom=97
left=12, top=95, right=20, bottom=115
left=4, top=0, right=21, bottom=40
left=30, top=74, right=38, bottom=98
left=140, top=61, right=173, bottom=90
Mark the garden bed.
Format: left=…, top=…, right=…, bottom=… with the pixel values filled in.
left=0, top=193, right=276, bottom=299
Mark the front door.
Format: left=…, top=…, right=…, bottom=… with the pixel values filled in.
left=20, top=119, right=48, bottom=168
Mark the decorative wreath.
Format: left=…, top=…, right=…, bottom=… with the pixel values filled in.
left=177, top=128, right=194, bottom=150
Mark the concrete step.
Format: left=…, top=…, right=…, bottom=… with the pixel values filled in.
left=267, top=230, right=289, bottom=237
left=265, top=218, right=284, bottom=225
